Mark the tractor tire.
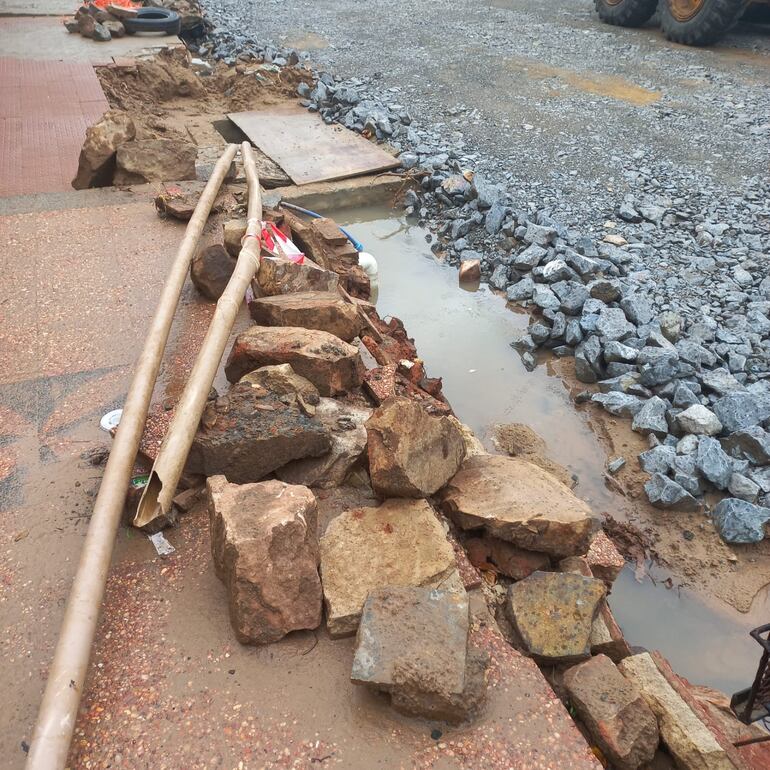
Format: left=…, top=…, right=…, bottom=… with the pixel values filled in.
left=660, top=0, right=748, bottom=45
left=594, top=0, right=659, bottom=27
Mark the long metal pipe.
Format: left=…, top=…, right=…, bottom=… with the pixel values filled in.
left=25, top=144, right=239, bottom=770
left=134, top=142, right=262, bottom=530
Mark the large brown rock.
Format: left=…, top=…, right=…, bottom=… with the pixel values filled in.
left=440, top=454, right=600, bottom=558
left=506, top=571, right=606, bottom=663
left=186, top=383, right=332, bottom=484
left=72, top=109, right=136, bottom=189
left=256, top=256, right=340, bottom=296
left=249, top=291, right=364, bottom=342
left=114, top=139, right=197, bottom=185
left=352, top=587, right=487, bottom=723
left=618, top=653, right=733, bottom=770
left=225, top=326, right=364, bottom=397
left=208, top=476, right=322, bottom=644
left=319, top=498, right=457, bottom=636
left=366, top=397, right=466, bottom=498
left=564, top=654, right=659, bottom=770
left=190, top=244, right=235, bottom=300
left=276, top=398, right=371, bottom=488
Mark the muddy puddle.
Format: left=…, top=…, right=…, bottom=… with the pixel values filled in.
left=338, top=205, right=767, bottom=695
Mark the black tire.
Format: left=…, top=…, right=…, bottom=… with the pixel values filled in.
left=123, top=8, right=181, bottom=36
left=660, top=0, right=748, bottom=45
left=594, top=0, right=659, bottom=27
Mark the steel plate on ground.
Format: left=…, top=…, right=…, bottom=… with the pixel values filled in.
left=227, top=103, right=400, bottom=186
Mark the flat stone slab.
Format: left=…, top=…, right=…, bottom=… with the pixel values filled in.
left=618, top=653, right=732, bottom=770
left=352, top=586, right=484, bottom=722
left=319, top=498, right=457, bottom=636
left=225, top=325, right=364, bottom=397
left=208, top=476, right=322, bottom=645
left=507, top=571, right=606, bottom=663
left=249, top=291, right=364, bottom=342
left=440, top=455, right=600, bottom=558
left=564, top=654, right=659, bottom=770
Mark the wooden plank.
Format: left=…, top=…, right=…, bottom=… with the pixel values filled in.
left=227, top=103, right=400, bottom=186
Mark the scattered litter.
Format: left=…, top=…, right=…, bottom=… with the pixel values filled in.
left=130, top=474, right=150, bottom=489
left=148, top=531, right=175, bottom=557
left=100, top=408, right=123, bottom=432
left=607, top=457, right=626, bottom=475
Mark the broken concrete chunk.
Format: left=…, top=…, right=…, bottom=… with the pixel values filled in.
left=440, top=455, right=600, bottom=558
left=72, top=109, right=136, bottom=189
left=366, top=397, right=466, bottom=498
left=319, top=498, right=457, bottom=636
left=276, top=398, right=371, bottom=488
left=249, top=291, right=364, bottom=342
left=506, top=571, right=606, bottom=663
left=447, top=416, right=486, bottom=457
left=351, top=587, right=486, bottom=723
left=257, top=255, right=340, bottom=296
left=618, top=653, right=732, bottom=770
left=564, top=654, right=659, bottom=770
left=190, top=244, right=235, bottom=300
left=225, top=326, right=364, bottom=397
left=208, top=476, right=322, bottom=645
left=114, top=139, right=197, bottom=185
left=186, top=384, right=331, bottom=484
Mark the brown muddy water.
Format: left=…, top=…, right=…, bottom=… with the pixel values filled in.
left=340, top=205, right=768, bottom=696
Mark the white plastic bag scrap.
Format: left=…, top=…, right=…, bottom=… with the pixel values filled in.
left=148, top=531, right=175, bottom=557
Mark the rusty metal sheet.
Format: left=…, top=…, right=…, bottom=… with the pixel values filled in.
left=227, top=103, right=400, bottom=186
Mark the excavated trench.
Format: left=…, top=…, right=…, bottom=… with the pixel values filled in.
left=338, top=203, right=769, bottom=696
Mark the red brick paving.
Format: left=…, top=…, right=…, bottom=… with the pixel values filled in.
left=0, top=57, right=107, bottom=196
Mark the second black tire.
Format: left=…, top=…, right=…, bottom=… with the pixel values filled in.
left=594, top=0, right=659, bottom=27
left=660, top=0, right=747, bottom=45
left=123, top=8, right=182, bottom=36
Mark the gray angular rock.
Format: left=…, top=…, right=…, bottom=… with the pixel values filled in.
left=711, top=498, right=770, bottom=544
left=532, top=285, right=561, bottom=311
left=639, top=356, right=680, bottom=388
left=632, top=397, right=669, bottom=437
left=565, top=318, right=583, bottom=346
left=639, top=446, right=676, bottom=475
left=723, top=427, right=770, bottom=465
left=489, top=263, right=509, bottom=291
left=512, top=243, right=546, bottom=271
left=696, top=437, right=732, bottom=490
left=699, top=368, right=744, bottom=396
left=672, top=383, right=699, bottom=409
left=552, top=280, right=589, bottom=315
left=644, top=473, right=701, bottom=512
left=603, top=341, right=638, bottom=363
left=541, top=259, right=576, bottom=283
left=506, top=276, right=535, bottom=301
left=658, top=311, right=682, bottom=342
left=592, top=392, right=645, bottom=418
left=620, top=295, right=654, bottom=326
left=749, top=466, right=770, bottom=494
left=676, top=340, right=717, bottom=368
left=596, top=307, right=635, bottom=341
left=564, top=249, right=601, bottom=278
left=523, top=222, right=557, bottom=247
left=728, top=473, right=760, bottom=503
left=676, top=404, right=722, bottom=436
left=713, top=392, right=760, bottom=434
